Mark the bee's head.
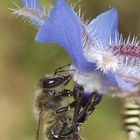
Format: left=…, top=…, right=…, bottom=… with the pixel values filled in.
left=39, top=75, right=71, bottom=90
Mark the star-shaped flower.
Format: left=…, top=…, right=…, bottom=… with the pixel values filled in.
left=13, top=0, right=140, bottom=94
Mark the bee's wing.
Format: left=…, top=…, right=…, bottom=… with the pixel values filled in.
left=35, top=110, right=45, bottom=140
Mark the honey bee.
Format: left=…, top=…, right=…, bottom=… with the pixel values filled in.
left=122, top=91, right=140, bottom=140
left=34, top=64, right=103, bottom=139
left=33, top=65, right=83, bottom=140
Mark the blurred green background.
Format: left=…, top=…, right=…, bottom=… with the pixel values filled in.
left=0, top=0, right=140, bottom=140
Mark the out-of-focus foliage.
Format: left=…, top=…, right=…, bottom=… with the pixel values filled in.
left=0, top=0, right=140, bottom=140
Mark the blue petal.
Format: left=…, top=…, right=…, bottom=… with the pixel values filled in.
left=88, top=8, right=119, bottom=47
left=104, top=72, right=136, bottom=91
left=115, top=75, right=136, bottom=91
left=103, top=72, right=117, bottom=85
left=22, top=0, right=43, bottom=12
left=22, top=0, right=44, bottom=26
left=35, top=0, right=93, bottom=71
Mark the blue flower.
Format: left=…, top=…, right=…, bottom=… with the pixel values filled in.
left=87, top=7, right=119, bottom=47
left=19, top=0, right=140, bottom=93
left=35, top=0, right=120, bottom=93
left=22, top=0, right=43, bottom=13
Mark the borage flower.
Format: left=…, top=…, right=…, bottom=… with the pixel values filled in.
left=34, top=0, right=120, bottom=94
left=13, top=0, right=140, bottom=95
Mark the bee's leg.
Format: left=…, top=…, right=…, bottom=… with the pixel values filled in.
left=59, top=118, right=69, bottom=136
left=61, top=124, right=80, bottom=137
left=73, top=84, right=84, bottom=99
left=61, top=93, right=103, bottom=136
left=56, top=100, right=77, bottom=113
left=59, top=121, right=83, bottom=140
left=58, top=89, right=75, bottom=97
left=50, top=120, right=65, bottom=140
left=74, top=92, right=102, bottom=124
left=60, top=99, right=89, bottom=136
left=70, top=133, right=83, bottom=140
left=56, top=86, right=84, bottom=114
left=55, top=93, right=84, bottom=136
left=50, top=117, right=70, bottom=139
left=87, top=93, right=102, bottom=115
left=71, top=85, right=85, bottom=122
left=60, top=95, right=88, bottom=137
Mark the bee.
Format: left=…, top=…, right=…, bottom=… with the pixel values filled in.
left=34, top=65, right=83, bottom=140
left=34, top=63, right=102, bottom=140
left=110, top=85, right=140, bottom=140
left=123, top=94, right=140, bottom=140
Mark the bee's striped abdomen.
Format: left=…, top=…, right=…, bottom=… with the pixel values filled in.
left=123, top=102, right=140, bottom=134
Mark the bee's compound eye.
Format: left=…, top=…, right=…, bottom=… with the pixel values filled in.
left=40, top=76, right=64, bottom=89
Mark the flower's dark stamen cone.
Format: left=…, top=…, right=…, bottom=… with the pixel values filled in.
left=34, top=65, right=85, bottom=140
